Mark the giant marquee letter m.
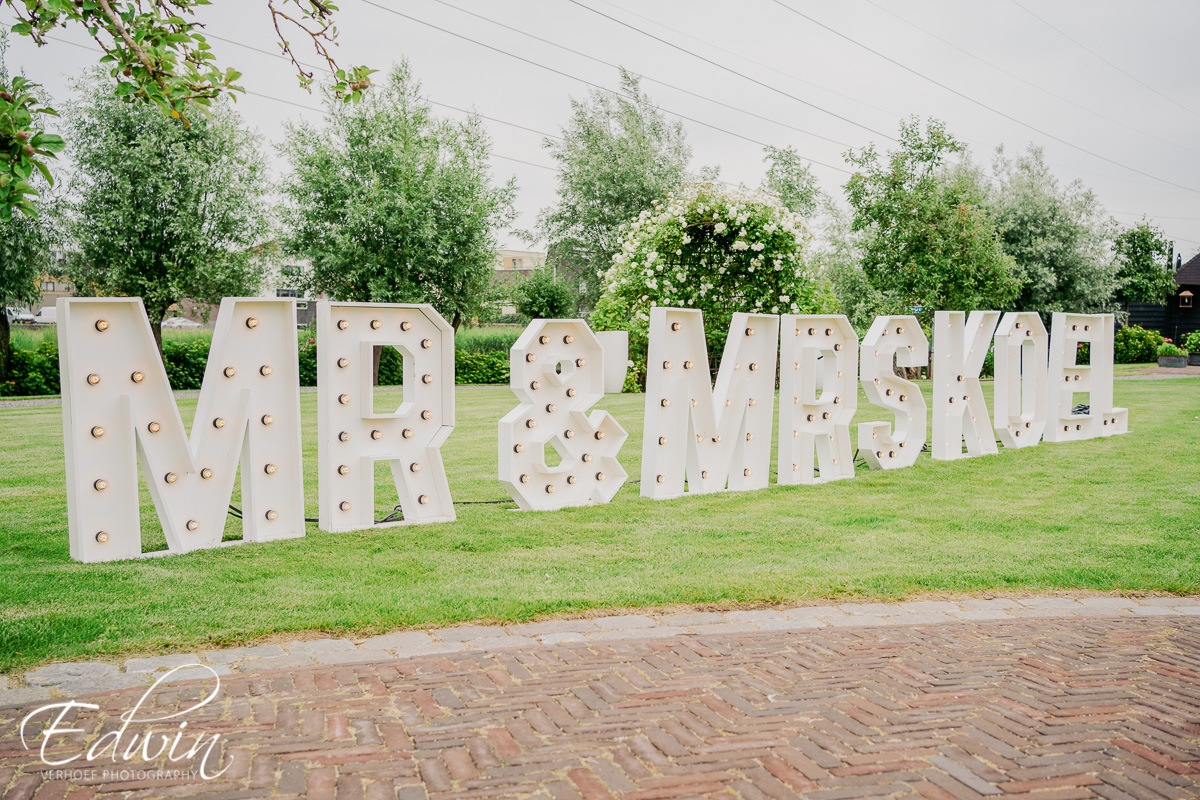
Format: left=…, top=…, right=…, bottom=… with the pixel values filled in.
left=58, top=298, right=305, bottom=563
left=641, top=307, right=779, bottom=499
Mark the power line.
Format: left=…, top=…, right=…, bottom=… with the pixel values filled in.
left=562, top=0, right=896, bottom=142
left=767, top=0, right=1200, bottom=198
left=593, top=0, right=902, bottom=122
left=1008, top=0, right=1200, bottom=121
left=424, top=0, right=855, bottom=152
left=44, top=34, right=560, bottom=173
left=356, top=0, right=852, bottom=175
left=861, top=0, right=1200, bottom=158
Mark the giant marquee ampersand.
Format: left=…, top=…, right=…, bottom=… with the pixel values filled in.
left=777, top=314, right=859, bottom=484
left=498, top=319, right=627, bottom=511
left=316, top=302, right=456, bottom=531
left=858, top=315, right=929, bottom=470
left=931, top=310, right=1001, bottom=461
left=641, top=308, right=779, bottom=499
left=57, top=297, right=305, bottom=562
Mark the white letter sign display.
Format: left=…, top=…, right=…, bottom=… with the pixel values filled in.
left=778, top=315, right=858, bottom=484
left=642, top=308, right=779, bottom=499
left=498, top=320, right=627, bottom=510
left=316, top=302, right=455, bottom=532
left=993, top=311, right=1048, bottom=448
left=858, top=315, right=928, bottom=470
left=931, top=310, right=1001, bottom=461
left=1043, top=313, right=1129, bottom=442
left=57, top=297, right=305, bottom=562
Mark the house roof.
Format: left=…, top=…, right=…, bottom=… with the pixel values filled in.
left=1178, top=252, right=1200, bottom=286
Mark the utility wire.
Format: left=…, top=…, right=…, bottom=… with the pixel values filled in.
left=767, top=0, right=1200, bottom=198
left=862, top=0, right=1200, bottom=158
left=562, top=0, right=895, bottom=142
left=425, top=0, right=853, bottom=151
left=356, top=0, right=852, bottom=175
left=1008, top=0, right=1200, bottom=121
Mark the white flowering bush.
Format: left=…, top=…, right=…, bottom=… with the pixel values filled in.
left=592, top=181, right=827, bottom=387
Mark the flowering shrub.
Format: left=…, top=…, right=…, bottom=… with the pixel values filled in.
left=591, top=182, right=828, bottom=386
left=1157, top=342, right=1186, bottom=357
left=1183, top=330, right=1200, bottom=354
left=1114, top=325, right=1164, bottom=363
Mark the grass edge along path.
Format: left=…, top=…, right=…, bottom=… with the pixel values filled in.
left=0, top=378, right=1197, bottom=674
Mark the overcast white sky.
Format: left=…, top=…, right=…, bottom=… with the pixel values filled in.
left=7, top=0, right=1200, bottom=257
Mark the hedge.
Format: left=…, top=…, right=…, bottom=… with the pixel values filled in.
left=1, top=334, right=511, bottom=397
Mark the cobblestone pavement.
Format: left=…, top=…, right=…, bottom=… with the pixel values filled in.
left=2, top=613, right=1199, bottom=799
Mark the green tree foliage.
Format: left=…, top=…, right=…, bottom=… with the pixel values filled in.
left=761, top=145, right=820, bottom=217
left=535, top=71, right=691, bottom=308
left=514, top=268, right=577, bottom=320
left=64, top=72, right=270, bottom=355
left=593, top=181, right=825, bottom=385
left=280, top=61, right=517, bottom=331
left=1, top=0, right=371, bottom=216
left=1113, top=220, right=1177, bottom=306
left=844, top=118, right=1020, bottom=328
left=988, top=146, right=1118, bottom=316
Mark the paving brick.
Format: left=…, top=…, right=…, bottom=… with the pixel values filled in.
left=392, top=641, right=468, bottom=659
left=1137, top=596, right=1200, bottom=606
left=825, top=615, right=890, bottom=627
left=725, top=610, right=788, bottom=622
left=755, top=618, right=825, bottom=631
left=0, top=687, right=50, bottom=709
left=56, top=673, right=150, bottom=696
left=25, top=662, right=119, bottom=686
left=839, top=603, right=905, bottom=616
left=540, top=632, right=587, bottom=644
left=464, top=636, right=539, bottom=651
left=312, top=649, right=394, bottom=666
left=950, top=610, right=1015, bottom=621
left=593, top=615, right=658, bottom=630
left=683, top=622, right=761, bottom=636
left=159, top=665, right=231, bottom=683
left=657, top=613, right=726, bottom=627
left=289, top=638, right=357, bottom=655
left=232, top=653, right=317, bottom=673
left=202, top=644, right=287, bottom=664
left=899, top=601, right=961, bottom=613
left=961, top=598, right=1023, bottom=609
left=784, top=605, right=847, bottom=619
left=507, top=619, right=598, bottom=636
left=437, top=626, right=509, bottom=642
left=1130, top=606, right=1181, bottom=616
left=1076, top=597, right=1137, bottom=610
left=122, top=654, right=201, bottom=673
left=588, top=626, right=686, bottom=641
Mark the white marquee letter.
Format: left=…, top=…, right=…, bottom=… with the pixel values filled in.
left=778, top=315, right=858, bottom=484
left=317, top=303, right=455, bottom=531
left=1043, top=313, right=1128, bottom=442
left=931, top=310, right=1000, bottom=460
left=498, top=320, right=627, bottom=510
left=993, top=312, right=1048, bottom=448
left=57, top=298, right=304, bottom=562
left=642, top=308, right=779, bottom=499
left=858, top=315, right=928, bottom=470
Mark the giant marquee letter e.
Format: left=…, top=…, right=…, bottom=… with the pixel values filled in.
left=498, top=319, right=627, bottom=510
left=642, top=308, right=779, bottom=499
left=858, top=315, right=928, bottom=470
left=1043, top=313, right=1128, bottom=442
left=57, top=297, right=305, bottom=563
left=317, top=302, right=455, bottom=531
left=931, top=310, right=1000, bottom=460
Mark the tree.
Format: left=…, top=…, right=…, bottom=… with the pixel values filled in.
left=844, top=118, right=1021, bottom=328
left=514, top=268, right=577, bottom=320
left=987, top=146, right=1118, bottom=316
left=280, top=61, right=517, bottom=332
left=761, top=145, right=820, bottom=217
left=64, top=73, right=270, bottom=355
left=535, top=70, right=691, bottom=308
left=593, top=181, right=826, bottom=385
left=2, top=0, right=372, bottom=216
left=1113, top=220, right=1177, bottom=306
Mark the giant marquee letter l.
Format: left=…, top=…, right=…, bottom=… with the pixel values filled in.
left=58, top=297, right=305, bottom=563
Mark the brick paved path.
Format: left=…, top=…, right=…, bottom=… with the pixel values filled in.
left=3, top=617, right=1199, bottom=799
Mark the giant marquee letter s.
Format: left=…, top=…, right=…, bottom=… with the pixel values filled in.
left=642, top=308, right=779, bottom=499
left=58, top=298, right=305, bottom=563
left=317, top=303, right=455, bottom=531
left=931, top=310, right=1000, bottom=460
left=993, top=311, right=1048, bottom=448
left=778, top=315, right=858, bottom=484
left=858, top=315, right=928, bottom=470
left=498, top=319, right=627, bottom=510
left=1043, top=313, right=1128, bottom=442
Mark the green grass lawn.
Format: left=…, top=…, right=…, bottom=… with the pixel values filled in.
left=1, top=378, right=1198, bottom=674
